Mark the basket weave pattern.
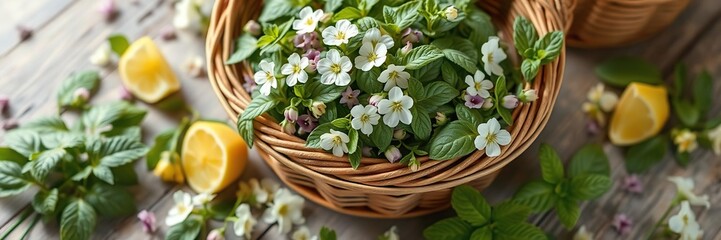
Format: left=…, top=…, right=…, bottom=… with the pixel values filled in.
left=568, top=0, right=691, bottom=48
left=207, top=0, right=572, bottom=218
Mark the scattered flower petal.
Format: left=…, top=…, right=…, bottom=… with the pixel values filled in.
left=262, top=189, right=305, bottom=234
left=137, top=210, right=157, bottom=233
left=292, top=226, right=313, bottom=240
left=623, top=175, right=643, bottom=194
left=573, top=225, right=593, bottom=240
left=612, top=213, right=632, bottom=235
left=668, top=201, right=703, bottom=240
left=2, top=119, right=18, bottom=130
left=98, top=0, right=119, bottom=22
left=233, top=204, right=256, bottom=239
left=673, top=129, right=698, bottom=154
left=160, top=25, right=178, bottom=41
left=668, top=176, right=710, bottom=208
left=17, top=25, right=32, bottom=41
left=166, top=191, right=193, bottom=226
left=207, top=228, right=225, bottom=240
left=0, top=95, right=9, bottom=113
left=708, top=124, right=721, bottom=155
left=381, top=226, right=399, bottom=240
left=90, top=44, right=113, bottom=66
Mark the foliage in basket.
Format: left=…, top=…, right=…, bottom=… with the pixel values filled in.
left=230, top=0, right=564, bottom=169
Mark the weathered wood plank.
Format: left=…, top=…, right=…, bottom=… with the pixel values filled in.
left=0, top=0, right=75, bottom=56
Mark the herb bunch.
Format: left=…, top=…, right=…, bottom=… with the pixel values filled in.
left=230, top=0, right=564, bottom=169
left=0, top=71, right=149, bottom=240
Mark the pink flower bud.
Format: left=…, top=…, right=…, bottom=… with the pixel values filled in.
left=281, top=120, right=296, bottom=135
left=369, top=94, right=384, bottom=107
left=137, top=210, right=157, bottom=233
left=612, top=214, right=632, bottom=236
left=623, top=175, right=643, bottom=194
left=119, top=87, right=133, bottom=101
left=160, top=25, right=177, bottom=41
left=17, top=25, right=32, bottom=42
left=502, top=95, right=519, bottom=109
left=73, top=88, right=91, bottom=104
left=401, top=42, right=413, bottom=55
left=207, top=229, right=224, bottom=240
left=520, top=89, right=538, bottom=102
left=2, top=119, right=18, bottom=130
left=401, top=28, right=423, bottom=44
left=284, top=107, right=299, bottom=123
left=243, top=20, right=261, bottom=36
left=0, top=95, right=8, bottom=113
left=482, top=98, right=494, bottom=110
left=98, top=0, right=119, bottom=22
left=384, top=146, right=402, bottom=163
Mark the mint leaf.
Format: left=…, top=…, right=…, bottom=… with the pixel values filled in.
left=60, top=199, right=97, bottom=240
left=383, top=1, right=420, bottom=29
left=408, top=78, right=425, bottom=100
left=539, top=144, right=564, bottom=184
left=428, top=121, right=477, bottom=160
left=422, top=217, right=473, bottom=240
left=513, top=17, right=537, bottom=55
left=410, top=107, right=432, bottom=140
left=259, top=0, right=294, bottom=22
left=82, top=102, right=147, bottom=136
left=4, top=130, right=42, bottom=157
left=349, top=143, right=362, bottom=169
left=625, top=136, right=667, bottom=173
left=556, top=198, right=580, bottom=229
left=495, top=222, right=547, bottom=240
left=146, top=130, right=174, bottom=170
left=451, top=185, right=491, bottom=226
left=333, top=7, right=364, bottom=21
left=166, top=217, right=202, bottom=240
left=29, top=148, right=67, bottom=181
left=441, top=62, right=462, bottom=88
left=494, top=76, right=513, bottom=125
left=433, top=37, right=478, bottom=73
left=493, top=201, right=532, bottom=225
left=305, top=123, right=335, bottom=149
left=306, top=81, right=346, bottom=103
left=370, top=123, right=392, bottom=151
left=0, top=161, right=31, bottom=197
left=22, top=116, right=68, bottom=133
left=92, top=165, right=115, bottom=184
left=356, top=17, right=380, bottom=31
left=442, top=49, right=477, bottom=73
left=569, top=174, right=611, bottom=200
left=418, top=82, right=459, bottom=111
left=595, top=57, right=662, bottom=87
left=85, top=183, right=135, bottom=217
left=324, top=0, right=343, bottom=12
left=227, top=34, right=258, bottom=64
left=319, top=226, right=337, bottom=240
left=455, top=105, right=482, bottom=127
left=403, top=45, right=444, bottom=70
left=58, top=71, right=100, bottom=109
left=412, top=59, right=442, bottom=83
left=108, top=34, right=130, bottom=56
left=347, top=129, right=359, bottom=154
left=237, top=95, right=279, bottom=147
left=0, top=147, right=28, bottom=165
left=513, top=180, right=556, bottom=212
left=568, top=144, right=610, bottom=177
left=111, top=163, right=138, bottom=186
left=672, top=99, right=700, bottom=127
left=32, top=188, right=59, bottom=215
left=693, top=70, right=713, bottom=115
left=470, top=226, right=492, bottom=240
left=97, top=136, right=149, bottom=167
left=521, top=59, right=540, bottom=81
left=354, top=67, right=383, bottom=93
left=534, top=31, right=564, bottom=63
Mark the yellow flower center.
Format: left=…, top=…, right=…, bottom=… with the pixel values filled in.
left=361, top=114, right=370, bottom=122
left=305, top=18, right=314, bottom=26
left=367, top=52, right=378, bottom=62
left=293, top=65, right=301, bottom=74
left=487, top=54, right=494, bottom=63
left=389, top=71, right=398, bottom=80
left=474, top=82, right=482, bottom=90
left=331, top=63, right=341, bottom=74
left=278, top=204, right=288, bottom=216
left=391, top=101, right=404, bottom=111
left=265, top=71, right=274, bottom=81
left=332, top=135, right=343, bottom=144
left=485, top=133, right=497, bottom=143
left=336, top=31, right=346, bottom=40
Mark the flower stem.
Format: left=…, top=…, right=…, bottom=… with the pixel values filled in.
left=0, top=207, right=33, bottom=240
left=19, top=214, right=40, bottom=240
left=646, top=202, right=676, bottom=240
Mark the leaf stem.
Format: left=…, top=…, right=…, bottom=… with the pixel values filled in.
left=19, top=214, right=40, bottom=240
left=646, top=201, right=677, bottom=240
left=0, top=207, right=33, bottom=240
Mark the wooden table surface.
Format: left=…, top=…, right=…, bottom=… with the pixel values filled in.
left=1, top=0, right=720, bottom=239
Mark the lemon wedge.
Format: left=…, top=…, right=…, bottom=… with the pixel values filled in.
left=118, top=37, right=180, bottom=103
left=609, top=83, right=669, bottom=145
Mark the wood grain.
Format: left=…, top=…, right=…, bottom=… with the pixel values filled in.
left=0, top=0, right=720, bottom=239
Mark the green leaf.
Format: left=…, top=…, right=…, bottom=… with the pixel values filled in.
left=408, top=78, right=425, bottom=100
left=534, top=31, right=564, bottom=63
left=569, top=174, right=611, bottom=200
left=441, top=62, right=462, bottom=88
left=0, top=147, right=28, bottom=165
left=595, top=57, right=662, bottom=87
left=513, top=17, right=537, bottom=55
left=60, top=199, right=97, bottom=240
left=58, top=71, right=100, bottom=109
left=494, top=76, right=513, bottom=125
left=354, top=67, right=383, bottom=93
left=443, top=49, right=478, bottom=73
left=30, top=148, right=67, bottom=181
left=108, top=34, right=130, bottom=56
left=307, top=81, right=346, bottom=103
left=673, top=64, right=686, bottom=99
left=42, top=132, right=84, bottom=149
left=493, top=201, right=532, bottom=225
left=111, top=163, right=138, bottom=185
left=226, top=34, right=258, bottom=64
left=305, top=123, right=335, bottom=148
left=325, top=0, right=343, bottom=12
left=521, top=59, right=541, bottom=81
left=495, top=222, right=547, bottom=240
left=32, top=188, right=59, bottom=215
left=237, top=95, right=280, bottom=147
left=469, top=226, right=492, bottom=240
left=82, top=102, right=147, bottom=136
left=556, top=198, right=580, bottom=229
left=539, top=144, right=564, bottom=184
left=356, top=17, right=380, bottom=31
left=22, top=116, right=68, bottom=133
left=411, top=107, right=432, bottom=140
left=412, top=59, right=442, bottom=83
left=237, top=120, right=255, bottom=148
left=568, top=144, right=610, bottom=177
left=383, top=1, right=420, bottom=29
left=513, top=180, right=556, bottom=212
left=4, top=130, right=42, bottom=157
left=693, top=70, right=713, bottom=115
left=675, top=151, right=690, bottom=167
left=0, top=161, right=31, bottom=197
left=403, top=45, right=444, bottom=70
left=625, top=136, right=667, bottom=173
left=93, top=165, right=115, bottom=184
left=319, top=226, right=338, bottom=240
left=146, top=130, right=174, bottom=170
left=672, top=99, right=700, bottom=127
left=259, top=0, right=294, bottom=22
left=333, top=7, right=364, bottom=21
left=349, top=144, right=362, bottom=169
left=455, top=105, right=482, bottom=126
left=98, top=136, right=149, bottom=167
left=451, top=185, right=491, bottom=226
left=418, top=82, right=459, bottom=111
left=428, top=121, right=478, bottom=160
left=423, top=217, right=473, bottom=240
left=370, top=123, right=392, bottom=151
left=433, top=37, right=478, bottom=69
left=165, top=217, right=202, bottom=240
left=348, top=128, right=359, bottom=154
left=85, top=183, right=135, bottom=217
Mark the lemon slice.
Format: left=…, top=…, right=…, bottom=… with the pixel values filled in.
left=609, top=83, right=669, bottom=146
left=118, top=37, right=180, bottom=103
left=181, top=121, right=248, bottom=193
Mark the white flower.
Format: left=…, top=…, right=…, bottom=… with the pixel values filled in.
left=668, top=177, right=710, bottom=208
left=89, top=44, right=112, bottom=66
left=378, top=65, right=410, bottom=91
left=250, top=178, right=280, bottom=205
left=674, top=129, right=699, bottom=153
left=281, top=53, right=310, bottom=86
left=362, top=28, right=394, bottom=49
left=380, top=226, right=399, bottom=240
left=474, top=118, right=512, bottom=157
left=573, top=225, right=594, bottom=240
left=354, top=42, right=387, bottom=71
left=708, top=124, right=721, bottom=155
left=668, top=201, right=703, bottom=240
left=378, top=87, right=414, bottom=127
left=320, top=129, right=350, bottom=157
left=173, top=0, right=202, bottom=31
left=465, top=70, right=493, bottom=98
left=481, top=37, right=508, bottom=76
left=445, top=6, right=459, bottom=21
left=165, top=191, right=193, bottom=226
left=233, top=204, right=256, bottom=239
left=293, top=7, right=324, bottom=34
left=351, top=105, right=381, bottom=135
left=192, top=193, right=216, bottom=206
left=253, top=60, right=278, bottom=96
left=292, top=226, right=316, bottom=240
left=321, top=20, right=358, bottom=46
left=598, top=92, right=618, bottom=112
left=318, top=49, right=352, bottom=86
left=262, top=189, right=305, bottom=234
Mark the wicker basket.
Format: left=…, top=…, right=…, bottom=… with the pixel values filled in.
left=568, top=0, right=691, bottom=48
left=207, top=0, right=573, bottom=218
